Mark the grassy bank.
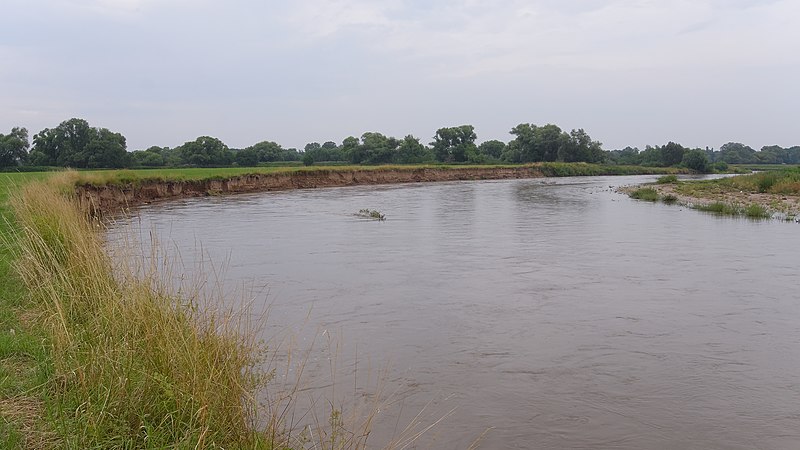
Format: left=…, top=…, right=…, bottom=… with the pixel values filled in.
left=626, top=168, right=800, bottom=220
left=0, top=173, right=53, bottom=447
left=1, top=173, right=275, bottom=448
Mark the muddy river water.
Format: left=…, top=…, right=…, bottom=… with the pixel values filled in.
left=111, top=175, right=799, bottom=449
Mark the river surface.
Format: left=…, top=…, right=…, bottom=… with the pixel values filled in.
left=110, top=175, right=800, bottom=449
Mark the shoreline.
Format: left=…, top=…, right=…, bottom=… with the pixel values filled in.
left=74, top=164, right=680, bottom=215
left=620, top=183, right=800, bottom=220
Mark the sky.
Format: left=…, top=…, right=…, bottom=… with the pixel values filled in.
left=1, top=0, right=799, bottom=151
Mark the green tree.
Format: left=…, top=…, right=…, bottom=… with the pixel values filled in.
left=557, top=129, right=603, bottom=163
left=175, top=136, right=232, bottom=166
left=131, top=149, right=166, bottom=167
left=245, top=141, right=299, bottom=162
left=682, top=149, right=711, bottom=173
left=359, top=132, right=399, bottom=164
left=661, top=141, right=686, bottom=167
left=396, top=135, right=432, bottom=164
left=340, top=136, right=361, bottom=163
left=477, top=140, right=505, bottom=161
left=0, top=127, right=29, bottom=167
left=432, top=125, right=477, bottom=163
left=639, top=145, right=664, bottom=166
left=30, top=118, right=129, bottom=168
left=507, top=123, right=567, bottom=163
left=718, top=142, right=758, bottom=164
left=608, top=146, right=641, bottom=165
left=86, top=128, right=130, bottom=168
left=234, top=148, right=260, bottom=167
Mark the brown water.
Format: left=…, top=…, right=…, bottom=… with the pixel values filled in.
left=112, top=175, right=800, bottom=449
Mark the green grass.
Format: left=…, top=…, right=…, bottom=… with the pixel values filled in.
left=0, top=174, right=277, bottom=448
left=676, top=167, right=800, bottom=197
left=695, top=202, right=741, bottom=215
left=0, top=172, right=56, bottom=447
left=692, top=202, right=771, bottom=219
left=629, top=187, right=660, bottom=202
left=656, top=174, right=678, bottom=184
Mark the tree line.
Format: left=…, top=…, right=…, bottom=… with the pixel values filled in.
left=3, top=117, right=798, bottom=171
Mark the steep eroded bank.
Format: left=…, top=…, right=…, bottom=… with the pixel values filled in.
left=75, top=167, right=542, bottom=215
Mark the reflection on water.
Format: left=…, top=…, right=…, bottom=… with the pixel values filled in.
left=110, top=175, right=800, bottom=449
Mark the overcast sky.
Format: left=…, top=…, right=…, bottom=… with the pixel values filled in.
left=2, top=0, right=798, bottom=151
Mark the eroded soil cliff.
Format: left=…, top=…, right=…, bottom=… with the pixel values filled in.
left=75, top=167, right=542, bottom=215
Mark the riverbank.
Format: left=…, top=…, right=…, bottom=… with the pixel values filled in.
left=0, top=173, right=279, bottom=448
left=621, top=170, right=800, bottom=220
left=71, top=163, right=682, bottom=215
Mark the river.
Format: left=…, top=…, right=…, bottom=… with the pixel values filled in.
left=110, top=174, right=800, bottom=449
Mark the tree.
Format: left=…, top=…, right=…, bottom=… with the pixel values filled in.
left=396, top=135, right=432, bottom=164
left=639, top=145, right=664, bottom=166
left=131, top=148, right=166, bottom=167
left=432, top=125, right=477, bottom=163
left=234, top=148, right=260, bottom=167
left=29, top=118, right=129, bottom=168
left=477, top=140, right=505, bottom=161
left=245, top=141, right=298, bottom=162
left=0, top=127, right=29, bottom=167
left=175, top=136, right=232, bottom=166
left=661, top=142, right=686, bottom=167
left=87, top=128, right=130, bottom=168
left=608, top=146, right=641, bottom=165
left=507, top=123, right=567, bottom=163
left=557, top=129, right=603, bottom=163
left=359, top=132, right=398, bottom=164
left=718, top=142, right=758, bottom=164
left=340, top=136, right=361, bottom=163
left=682, top=149, right=711, bottom=173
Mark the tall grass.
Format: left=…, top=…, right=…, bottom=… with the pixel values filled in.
left=8, top=175, right=269, bottom=447
left=4, top=174, right=430, bottom=448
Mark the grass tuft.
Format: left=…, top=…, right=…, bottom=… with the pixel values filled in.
left=656, top=174, right=678, bottom=184
left=628, top=188, right=659, bottom=202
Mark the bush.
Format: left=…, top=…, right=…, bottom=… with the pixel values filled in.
left=682, top=150, right=711, bottom=173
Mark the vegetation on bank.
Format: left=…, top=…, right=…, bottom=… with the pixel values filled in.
left=626, top=168, right=800, bottom=220
left=7, top=117, right=797, bottom=173
left=1, top=173, right=279, bottom=447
